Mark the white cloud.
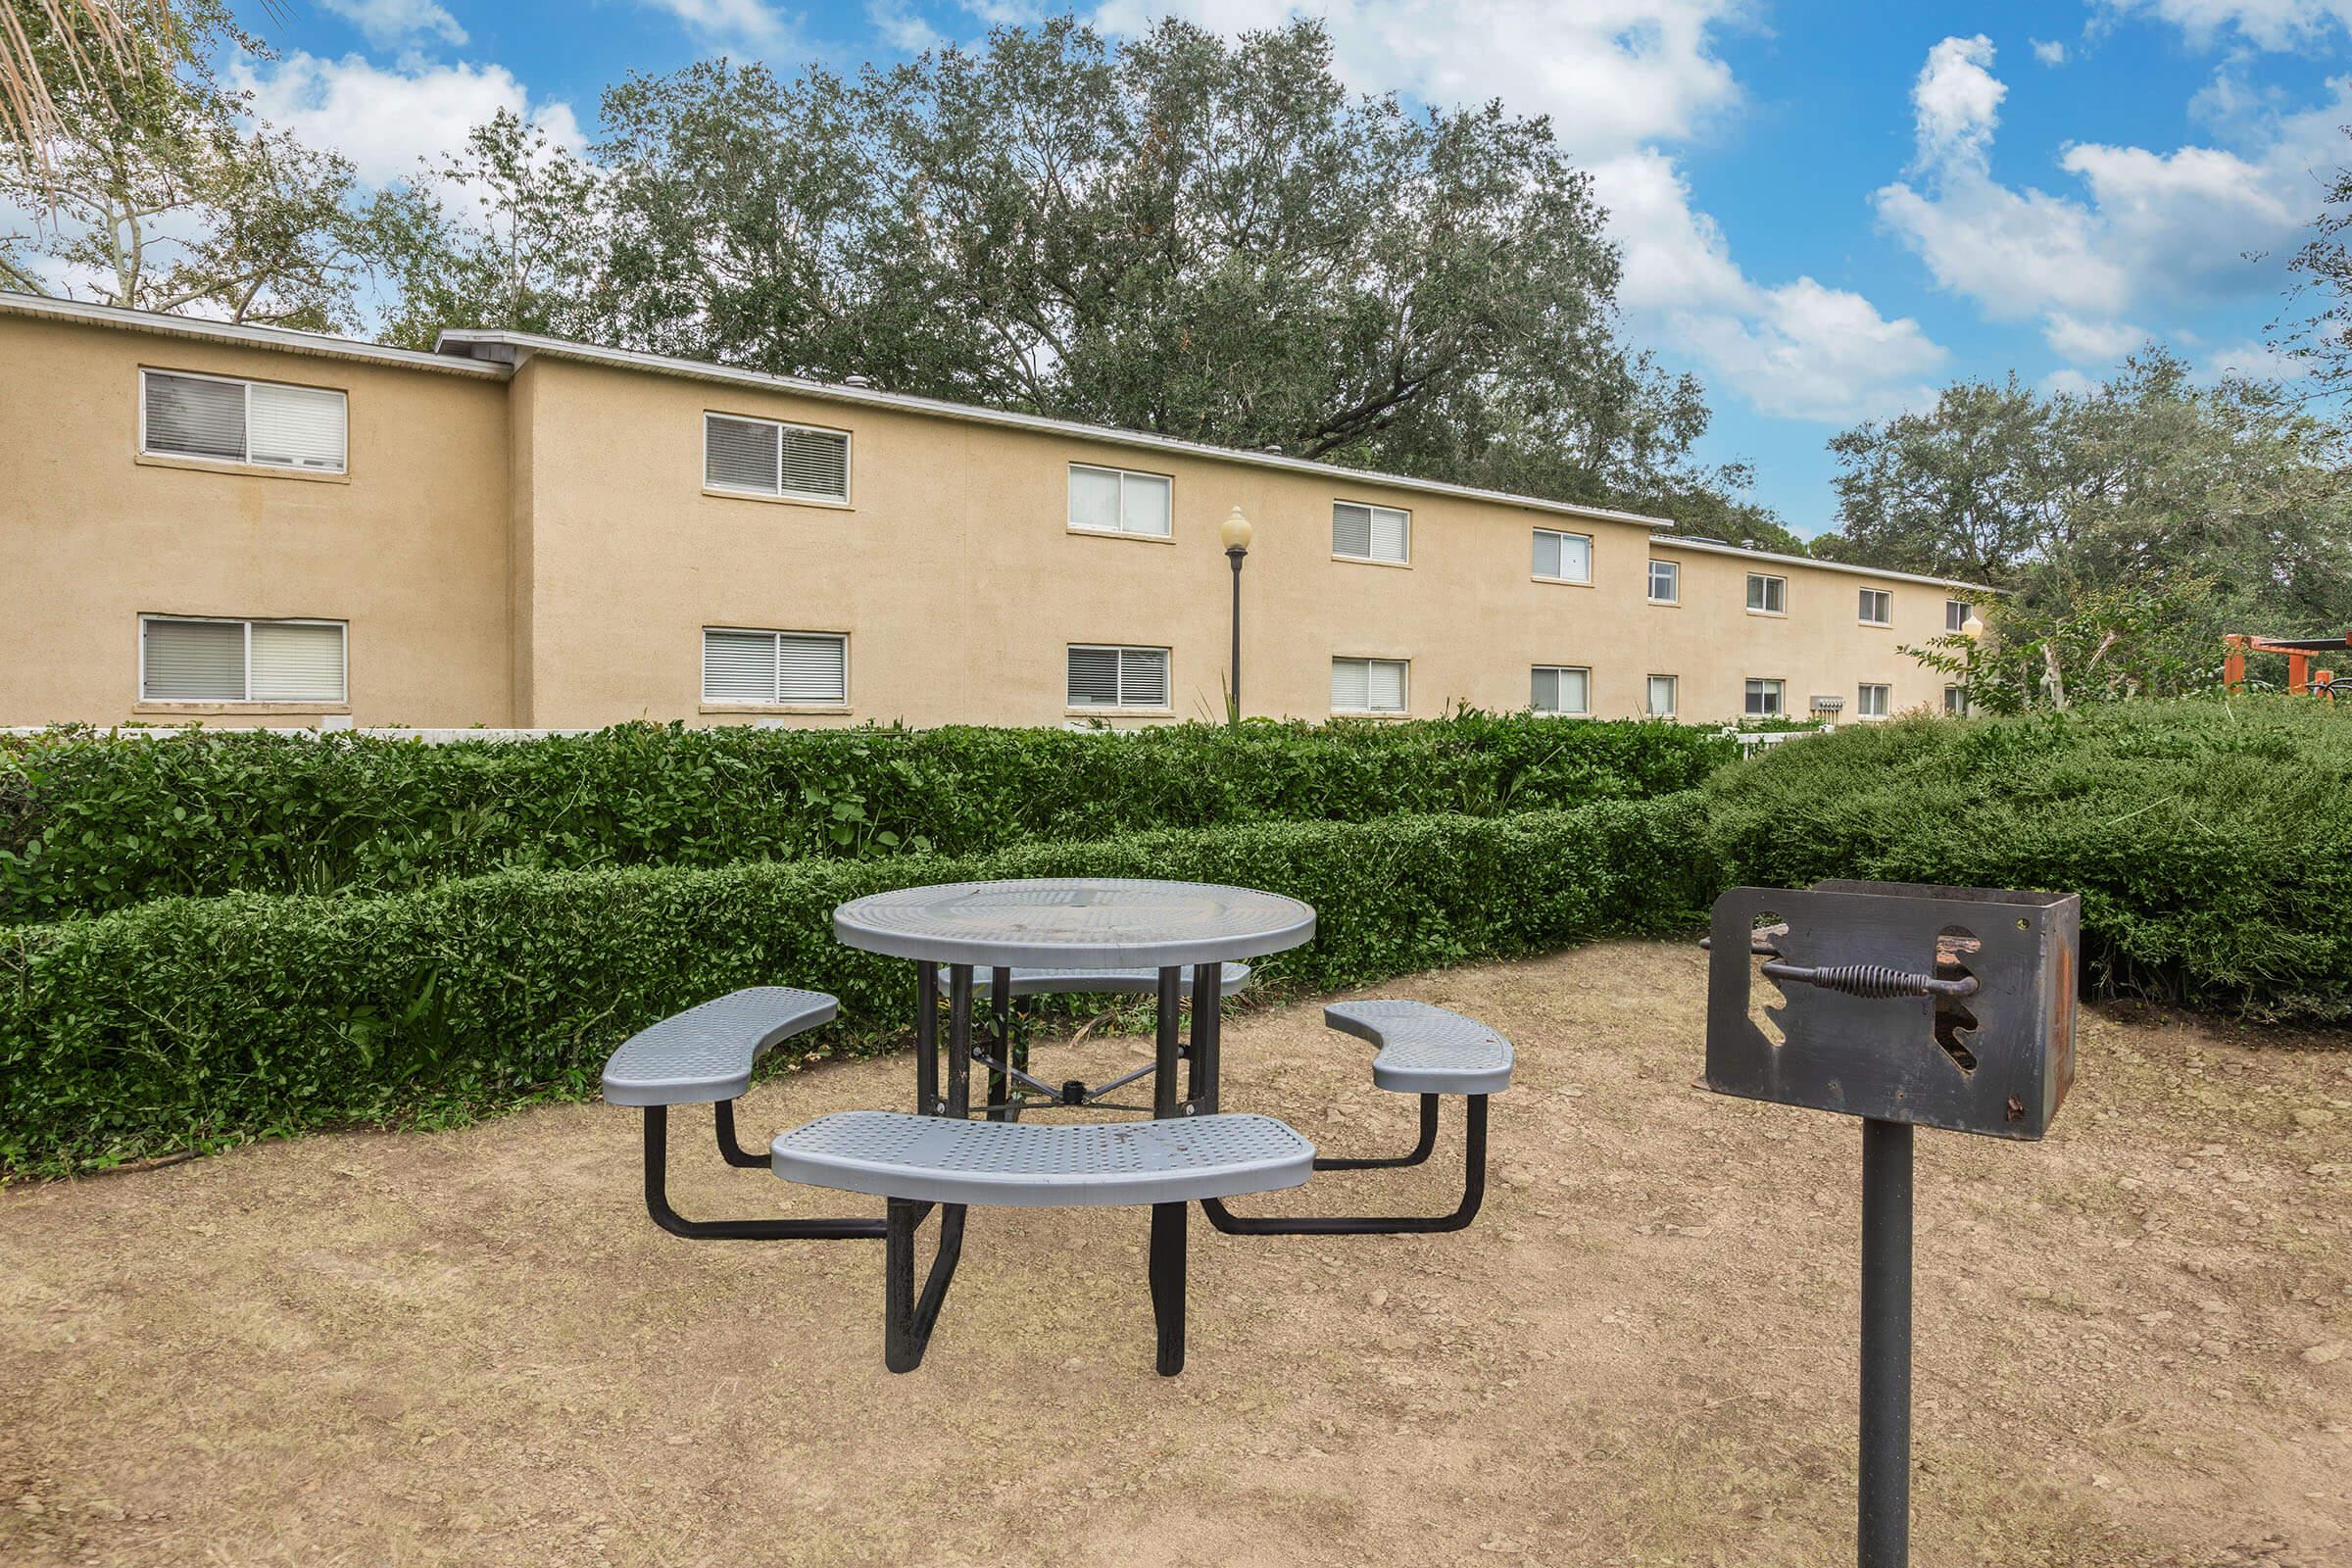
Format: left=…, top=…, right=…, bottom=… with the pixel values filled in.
left=1910, top=34, right=2004, bottom=171
left=634, top=0, right=802, bottom=54
left=2202, top=337, right=2309, bottom=379
left=2043, top=312, right=2149, bottom=362
left=1091, top=0, right=1743, bottom=158
left=2044, top=367, right=2100, bottom=395
left=2094, top=0, right=2352, bottom=51
left=869, top=0, right=946, bottom=53
left=1090, top=2, right=1941, bottom=425
left=230, top=53, right=585, bottom=186
left=1873, top=36, right=2330, bottom=356
left=2031, top=37, right=2070, bottom=65
left=318, top=0, right=467, bottom=48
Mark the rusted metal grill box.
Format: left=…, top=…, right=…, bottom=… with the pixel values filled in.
left=1705, top=879, right=2079, bottom=1140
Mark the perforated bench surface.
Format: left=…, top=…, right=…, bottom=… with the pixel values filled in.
left=933, top=962, right=1250, bottom=999
left=1326, top=1001, right=1514, bottom=1096
left=601, top=987, right=838, bottom=1107
left=771, top=1111, right=1314, bottom=1208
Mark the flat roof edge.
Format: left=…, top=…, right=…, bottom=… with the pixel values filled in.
left=1649, top=534, right=2001, bottom=593
left=1, top=291, right=510, bottom=377
left=435, top=329, right=1678, bottom=531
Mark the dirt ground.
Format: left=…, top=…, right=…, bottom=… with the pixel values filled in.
left=2, top=940, right=2347, bottom=1568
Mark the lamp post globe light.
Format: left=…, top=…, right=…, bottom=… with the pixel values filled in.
left=1221, top=507, right=1252, bottom=725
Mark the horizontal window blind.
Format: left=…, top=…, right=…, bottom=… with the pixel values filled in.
left=779, top=425, right=850, bottom=500
left=1333, top=503, right=1408, bottom=562
left=248, top=620, right=345, bottom=701
left=142, top=617, right=246, bottom=701
left=1067, top=645, right=1168, bottom=707
left=1533, top=529, right=1592, bottom=581
left=1531, top=665, right=1589, bottom=714
left=777, top=634, right=848, bottom=703
left=1332, top=657, right=1405, bottom=711
left=1068, top=466, right=1123, bottom=531
left=1067, top=646, right=1121, bottom=707
left=705, top=416, right=780, bottom=492
left=247, top=383, right=347, bottom=470
left=703, top=629, right=847, bottom=704
left=143, top=372, right=247, bottom=462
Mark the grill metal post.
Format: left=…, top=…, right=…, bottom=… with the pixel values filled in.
left=1858, top=1116, right=1913, bottom=1568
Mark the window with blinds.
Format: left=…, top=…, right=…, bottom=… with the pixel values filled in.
left=1331, top=657, right=1407, bottom=712
left=1532, top=529, right=1592, bottom=583
left=1530, top=665, right=1591, bottom=715
left=1858, top=587, right=1891, bottom=625
left=141, top=370, right=347, bottom=471
left=1744, top=677, right=1784, bottom=716
left=702, top=628, right=849, bottom=705
left=1332, top=502, right=1408, bottom=563
left=139, top=616, right=346, bottom=703
left=703, top=413, right=851, bottom=502
left=1066, top=645, right=1170, bottom=709
left=1645, top=674, right=1677, bottom=716
left=1068, top=464, right=1172, bottom=537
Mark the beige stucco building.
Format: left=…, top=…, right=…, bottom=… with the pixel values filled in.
left=1, top=293, right=1980, bottom=731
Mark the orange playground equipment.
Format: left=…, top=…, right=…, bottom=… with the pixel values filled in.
left=2223, top=632, right=2348, bottom=697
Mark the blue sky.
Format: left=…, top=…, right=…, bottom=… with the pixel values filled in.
left=232, top=1, right=2352, bottom=532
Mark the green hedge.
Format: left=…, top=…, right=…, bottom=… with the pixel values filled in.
left=1706, top=699, right=2352, bottom=1019
left=0, top=795, right=1716, bottom=1176
left=0, top=715, right=1732, bottom=920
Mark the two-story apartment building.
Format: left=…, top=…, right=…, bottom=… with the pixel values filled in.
left=0, top=293, right=1980, bottom=730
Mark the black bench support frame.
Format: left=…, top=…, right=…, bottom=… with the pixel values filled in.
left=640, top=1103, right=886, bottom=1242
left=1200, top=1093, right=1488, bottom=1236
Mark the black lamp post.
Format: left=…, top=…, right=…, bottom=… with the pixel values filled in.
left=1220, top=507, right=1252, bottom=724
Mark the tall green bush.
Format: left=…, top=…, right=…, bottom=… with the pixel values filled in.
left=1705, top=698, right=2352, bottom=1018
left=0, top=796, right=1715, bottom=1176
left=0, top=715, right=1731, bottom=920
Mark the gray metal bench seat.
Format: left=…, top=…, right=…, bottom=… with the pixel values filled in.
left=601, top=987, right=883, bottom=1241
left=935, top=962, right=1250, bottom=998
left=1202, top=999, right=1512, bottom=1239
left=771, top=1110, right=1312, bottom=1374
left=1327, top=1000, right=1514, bottom=1096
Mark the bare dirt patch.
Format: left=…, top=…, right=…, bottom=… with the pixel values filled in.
left=2, top=940, right=2347, bottom=1567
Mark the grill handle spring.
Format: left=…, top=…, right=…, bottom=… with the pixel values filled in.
left=1760, top=961, right=1980, bottom=1001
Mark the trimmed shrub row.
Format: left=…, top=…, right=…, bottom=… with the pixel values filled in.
left=1705, top=699, right=2352, bottom=1019
left=0, top=715, right=1733, bottom=920
left=0, top=796, right=1716, bottom=1176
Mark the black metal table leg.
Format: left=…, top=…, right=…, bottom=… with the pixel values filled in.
left=1187, top=963, right=1221, bottom=1112
left=1153, top=966, right=1184, bottom=1118
left=1859, top=1116, right=1913, bottom=1567
left=986, top=967, right=1013, bottom=1120
left=914, top=960, right=940, bottom=1114
left=947, top=964, right=973, bottom=1118
left=884, top=1197, right=967, bottom=1373
left=1150, top=1200, right=1187, bottom=1376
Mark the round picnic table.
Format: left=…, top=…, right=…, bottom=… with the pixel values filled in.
left=833, top=877, right=1316, bottom=1121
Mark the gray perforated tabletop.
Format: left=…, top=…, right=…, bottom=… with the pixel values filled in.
left=833, top=878, right=1316, bottom=970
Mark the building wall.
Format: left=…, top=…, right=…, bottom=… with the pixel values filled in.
left=0, top=308, right=1975, bottom=731
left=0, top=312, right=514, bottom=728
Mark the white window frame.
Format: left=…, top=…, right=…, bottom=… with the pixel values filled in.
left=1066, top=463, right=1173, bottom=539
left=1530, top=664, right=1592, bottom=716
left=1331, top=656, right=1409, bottom=714
left=138, top=368, right=348, bottom=474
left=1065, top=644, right=1172, bottom=710
left=1645, top=673, right=1678, bottom=717
left=1646, top=560, right=1680, bottom=605
left=1946, top=598, right=1973, bottom=632
left=1746, top=573, right=1787, bottom=615
left=1332, top=501, right=1411, bottom=564
left=1532, top=529, right=1593, bottom=584
left=1857, top=682, right=1891, bottom=719
left=701, top=411, right=853, bottom=504
left=1859, top=588, right=1891, bottom=626
left=700, top=626, right=850, bottom=707
left=1743, top=677, right=1785, bottom=717
left=137, top=613, right=348, bottom=704
left=1943, top=684, right=1964, bottom=714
